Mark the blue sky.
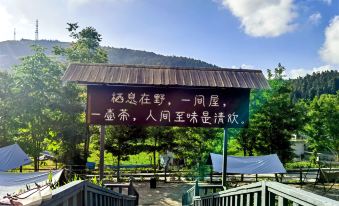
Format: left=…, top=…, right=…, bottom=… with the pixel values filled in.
left=0, top=0, right=338, bottom=78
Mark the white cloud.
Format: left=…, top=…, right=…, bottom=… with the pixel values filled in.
left=219, top=0, right=298, bottom=37
left=308, top=12, right=322, bottom=25
left=229, top=64, right=256, bottom=69
left=319, top=16, right=339, bottom=65
left=287, top=65, right=338, bottom=79
left=240, top=64, right=255, bottom=69
left=288, top=68, right=308, bottom=79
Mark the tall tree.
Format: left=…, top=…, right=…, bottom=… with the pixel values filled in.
left=54, top=23, right=109, bottom=162
left=145, top=126, right=177, bottom=171
left=305, top=93, right=339, bottom=161
left=0, top=71, right=15, bottom=147
left=54, top=23, right=108, bottom=63
left=105, top=125, right=146, bottom=181
left=11, top=46, right=65, bottom=171
left=237, top=64, right=305, bottom=162
left=174, top=127, right=222, bottom=167
left=10, top=45, right=85, bottom=170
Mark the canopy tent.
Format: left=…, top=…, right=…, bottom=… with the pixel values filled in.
left=208, top=153, right=286, bottom=174
left=0, top=143, right=32, bottom=171
left=39, top=150, right=56, bottom=161
left=0, top=169, right=63, bottom=197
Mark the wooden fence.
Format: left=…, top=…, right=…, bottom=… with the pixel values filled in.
left=41, top=180, right=138, bottom=206
left=185, top=181, right=338, bottom=206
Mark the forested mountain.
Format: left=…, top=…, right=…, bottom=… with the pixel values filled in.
left=0, top=39, right=216, bottom=69
left=290, top=70, right=339, bottom=101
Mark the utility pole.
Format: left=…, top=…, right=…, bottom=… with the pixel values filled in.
left=35, top=19, right=39, bottom=41
left=13, top=28, right=16, bottom=41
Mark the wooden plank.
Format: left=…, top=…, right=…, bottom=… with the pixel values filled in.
left=65, top=64, right=270, bottom=88
left=246, top=193, right=250, bottom=206
left=266, top=182, right=339, bottom=206
left=267, top=188, right=313, bottom=206
left=278, top=196, right=289, bottom=206
left=261, top=181, right=266, bottom=206
left=254, top=192, right=258, bottom=206
left=269, top=192, right=276, bottom=206
left=240, top=194, right=244, bottom=206
left=235, top=195, right=239, bottom=206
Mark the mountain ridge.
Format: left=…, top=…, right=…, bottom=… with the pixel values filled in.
left=0, top=39, right=217, bottom=69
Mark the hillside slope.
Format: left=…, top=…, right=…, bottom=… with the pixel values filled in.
left=0, top=39, right=216, bottom=69
left=291, top=70, right=339, bottom=101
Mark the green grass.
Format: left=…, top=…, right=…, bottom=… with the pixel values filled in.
left=87, top=151, right=159, bottom=166
left=9, top=159, right=58, bottom=173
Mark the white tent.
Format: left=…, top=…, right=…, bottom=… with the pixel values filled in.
left=0, top=170, right=63, bottom=202
left=208, top=153, right=286, bottom=174
left=0, top=143, right=32, bottom=171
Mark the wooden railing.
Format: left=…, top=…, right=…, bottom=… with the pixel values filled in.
left=41, top=180, right=138, bottom=206
left=182, top=180, right=224, bottom=206
left=191, top=181, right=339, bottom=206
left=104, top=180, right=139, bottom=205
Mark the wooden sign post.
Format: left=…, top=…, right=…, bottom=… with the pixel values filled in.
left=61, top=64, right=269, bottom=184
left=87, top=85, right=250, bottom=184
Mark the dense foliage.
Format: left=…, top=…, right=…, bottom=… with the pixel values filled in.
left=303, top=93, right=339, bottom=160
left=237, top=65, right=306, bottom=163
left=291, top=70, right=339, bottom=101
left=1, top=46, right=85, bottom=170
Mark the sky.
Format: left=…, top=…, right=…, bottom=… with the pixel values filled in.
left=0, top=0, right=338, bottom=78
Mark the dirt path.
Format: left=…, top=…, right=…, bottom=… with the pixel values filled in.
left=133, top=182, right=193, bottom=206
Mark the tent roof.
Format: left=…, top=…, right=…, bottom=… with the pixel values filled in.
left=208, top=153, right=286, bottom=174
left=0, top=170, right=63, bottom=197
left=0, top=144, right=32, bottom=171
left=62, top=63, right=270, bottom=89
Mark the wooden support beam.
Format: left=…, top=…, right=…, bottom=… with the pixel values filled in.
left=222, top=128, right=228, bottom=188
left=99, top=125, right=105, bottom=181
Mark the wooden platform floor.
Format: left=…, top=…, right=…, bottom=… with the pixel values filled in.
left=132, top=181, right=339, bottom=205
left=133, top=182, right=193, bottom=206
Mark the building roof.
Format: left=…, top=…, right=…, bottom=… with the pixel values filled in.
left=62, top=63, right=270, bottom=89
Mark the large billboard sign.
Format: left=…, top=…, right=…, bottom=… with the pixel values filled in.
left=87, top=85, right=249, bottom=128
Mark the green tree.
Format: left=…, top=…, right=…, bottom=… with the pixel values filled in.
left=305, top=93, right=339, bottom=161
left=54, top=23, right=108, bottom=63
left=145, top=126, right=177, bottom=171
left=291, top=70, right=339, bottom=101
left=238, top=64, right=305, bottom=163
left=11, top=46, right=65, bottom=171
left=174, top=127, right=222, bottom=167
left=11, top=46, right=85, bottom=170
left=105, top=125, right=146, bottom=181
left=0, top=71, right=15, bottom=147
left=54, top=23, right=108, bottom=162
